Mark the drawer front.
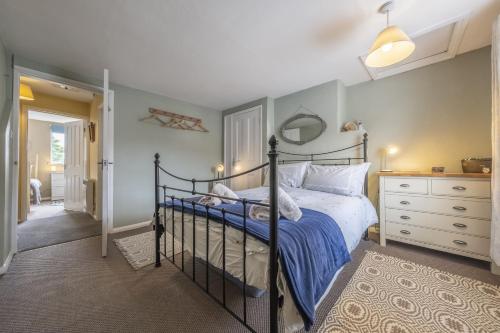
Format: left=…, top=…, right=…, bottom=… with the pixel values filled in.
left=386, top=222, right=490, bottom=257
left=431, top=179, right=490, bottom=198
left=52, top=186, right=64, bottom=197
left=385, top=194, right=491, bottom=220
left=52, top=178, right=64, bottom=187
left=384, top=177, right=428, bottom=194
left=385, top=208, right=491, bottom=237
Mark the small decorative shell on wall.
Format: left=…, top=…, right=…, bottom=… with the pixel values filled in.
left=342, top=120, right=361, bottom=132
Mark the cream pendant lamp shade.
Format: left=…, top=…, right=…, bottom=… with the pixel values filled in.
left=19, top=83, right=35, bottom=101
left=365, top=1, right=415, bottom=68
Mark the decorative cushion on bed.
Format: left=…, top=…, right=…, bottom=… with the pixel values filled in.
left=303, top=163, right=371, bottom=196
left=212, top=183, right=239, bottom=204
left=263, top=162, right=310, bottom=188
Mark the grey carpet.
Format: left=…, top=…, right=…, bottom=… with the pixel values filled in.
left=17, top=212, right=101, bottom=252
left=0, top=227, right=498, bottom=333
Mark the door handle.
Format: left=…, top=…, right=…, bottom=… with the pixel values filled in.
left=400, top=230, right=411, bottom=235
left=400, top=215, right=411, bottom=220
left=453, top=240, right=467, bottom=246
left=452, top=186, right=466, bottom=191
left=400, top=200, right=410, bottom=205
left=399, top=184, right=410, bottom=188
left=452, top=206, right=467, bottom=211
left=452, top=223, right=467, bottom=229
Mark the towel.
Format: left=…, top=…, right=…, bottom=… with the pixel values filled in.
left=212, top=183, right=239, bottom=204
left=278, top=187, right=302, bottom=221
left=249, top=199, right=270, bottom=221
left=198, top=194, right=222, bottom=206
left=248, top=187, right=302, bottom=222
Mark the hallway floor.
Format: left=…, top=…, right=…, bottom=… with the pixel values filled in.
left=27, top=200, right=66, bottom=220
left=18, top=210, right=101, bottom=252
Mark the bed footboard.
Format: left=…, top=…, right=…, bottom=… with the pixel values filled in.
left=154, top=136, right=280, bottom=333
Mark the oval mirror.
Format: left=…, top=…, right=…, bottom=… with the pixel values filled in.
left=279, top=114, right=327, bottom=145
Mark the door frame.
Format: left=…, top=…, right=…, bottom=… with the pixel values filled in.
left=9, top=66, right=115, bottom=255
left=223, top=105, right=263, bottom=188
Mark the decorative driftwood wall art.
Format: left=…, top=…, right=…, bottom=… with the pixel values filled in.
left=140, top=107, right=209, bottom=132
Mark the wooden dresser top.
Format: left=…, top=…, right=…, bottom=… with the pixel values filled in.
left=375, top=171, right=491, bottom=178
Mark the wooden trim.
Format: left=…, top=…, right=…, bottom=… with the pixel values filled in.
left=376, top=172, right=491, bottom=178
left=110, top=220, right=152, bottom=234
left=0, top=250, right=15, bottom=275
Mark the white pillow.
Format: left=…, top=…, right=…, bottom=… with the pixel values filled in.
left=303, top=163, right=371, bottom=196
left=263, top=162, right=310, bottom=188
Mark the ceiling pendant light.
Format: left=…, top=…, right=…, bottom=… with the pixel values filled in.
left=365, top=1, right=415, bottom=68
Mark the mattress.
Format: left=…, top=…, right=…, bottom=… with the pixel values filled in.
left=161, top=186, right=378, bottom=332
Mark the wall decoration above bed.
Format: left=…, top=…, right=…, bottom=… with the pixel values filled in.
left=279, top=105, right=326, bottom=145
left=140, top=107, right=209, bottom=132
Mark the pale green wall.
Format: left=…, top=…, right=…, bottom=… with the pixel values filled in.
left=0, top=39, right=13, bottom=266
left=113, top=85, right=221, bottom=227
left=11, top=56, right=222, bottom=229
left=348, top=46, right=491, bottom=202
left=271, top=47, right=492, bottom=206
left=274, top=79, right=360, bottom=155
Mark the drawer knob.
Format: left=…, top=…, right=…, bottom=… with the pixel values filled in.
left=400, top=184, right=410, bottom=188
left=452, top=206, right=467, bottom=211
left=400, top=200, right=410, bottom=205
left=400, top=230, right=411, bottom=235
left=400, top=215, right=411, bottom=220
left=453, top=240, right=468, bottom=246
left=452, top=186, right=467, bottom=191
left=452, top=223, right=467, bottom=229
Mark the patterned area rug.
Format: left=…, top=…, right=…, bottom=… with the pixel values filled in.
left=318, top=251, right=500, bottom=333
left=114, top=231, right=182, bottom=270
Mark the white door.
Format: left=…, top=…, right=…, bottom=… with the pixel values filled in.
left=64, top=120, right=85, bottom=211
left=100, top=69, right=114, bottom=257
left=224, top=106, right=262, bottom=191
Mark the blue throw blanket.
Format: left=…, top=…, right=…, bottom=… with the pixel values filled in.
left=163, top=199, right=350, bottom=330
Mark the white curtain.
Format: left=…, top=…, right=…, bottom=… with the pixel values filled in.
left=491, top=16, right=500, bottom=265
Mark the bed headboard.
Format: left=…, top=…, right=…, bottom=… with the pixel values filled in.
left=276, top=133, right=368, bottom=196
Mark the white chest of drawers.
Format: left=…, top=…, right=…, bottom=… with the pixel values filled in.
left=51, top=172, right=65, bottom=201
left=378, top=172, right=492, bottom=262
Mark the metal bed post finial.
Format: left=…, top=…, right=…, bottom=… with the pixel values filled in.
left=268, top=135, right=279, bottom=333
left=154, top=153, right=163, bottom=267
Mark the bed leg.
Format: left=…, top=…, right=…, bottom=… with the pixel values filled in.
left=154, top=153, right=162, bottom=267
left=268, top=135, right=279, bottom=333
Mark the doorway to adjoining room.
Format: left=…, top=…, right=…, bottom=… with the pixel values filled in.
left=17, top=76, right=103, bottom=251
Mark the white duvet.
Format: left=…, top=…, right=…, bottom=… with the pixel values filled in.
left=237, top=186, right=378, bottom=252
left=162, top=186, right=378, bottom=332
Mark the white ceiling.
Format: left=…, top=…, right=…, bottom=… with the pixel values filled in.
left=21, top=76, right=94, bottom=103
left=0, top=0, right=498, bottom=110
left=28, top=110, right=80, bottom=123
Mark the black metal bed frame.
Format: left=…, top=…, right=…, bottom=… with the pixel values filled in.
left=153, top=133, right=368, bottom=333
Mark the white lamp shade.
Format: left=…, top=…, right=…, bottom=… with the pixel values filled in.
left=216, top=163, right=224, bottom=173
left=365, top=25, right=415, bottom=68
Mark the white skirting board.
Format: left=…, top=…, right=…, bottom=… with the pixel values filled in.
left=0, top=250, right=15, bottom=276
left=110, top=220, right=152, bottom=234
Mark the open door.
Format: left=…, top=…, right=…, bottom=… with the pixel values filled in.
left=99, top=69, right=114, bottom=257
left=64, top=120, right=85, bottom=211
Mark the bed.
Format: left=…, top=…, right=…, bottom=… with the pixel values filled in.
left=154, top=133, right=376, bottom=333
